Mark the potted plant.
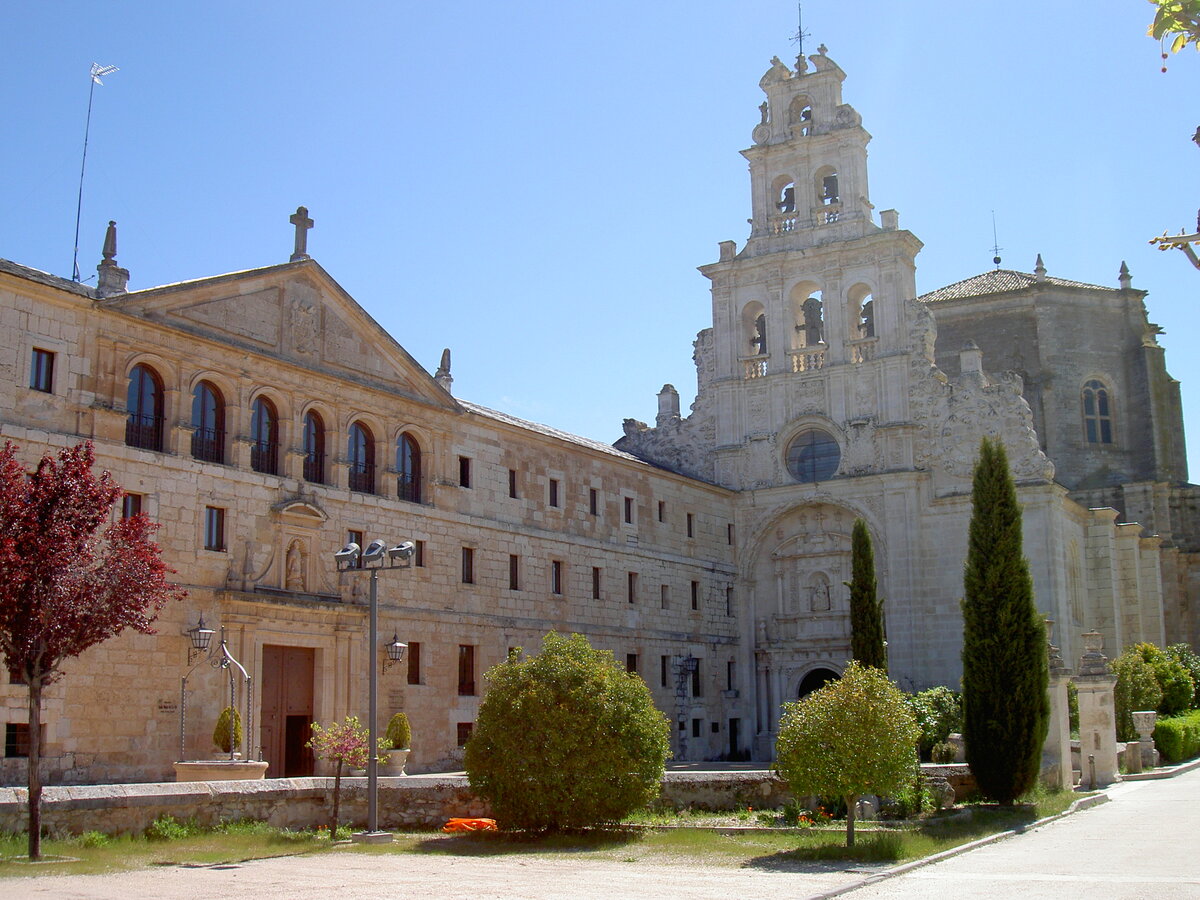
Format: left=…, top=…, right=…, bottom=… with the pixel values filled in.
left=384, top=713, right=411, bottom=775
left=213, top=706, right=243, bottom=758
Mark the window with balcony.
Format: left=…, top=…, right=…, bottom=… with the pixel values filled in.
left=125, top=364, right=164, bottom=452
left=348, top=422, right=375, bottom=493
left=250, top=396, right=279, bottom=475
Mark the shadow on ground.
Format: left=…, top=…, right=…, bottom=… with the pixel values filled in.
left=411, top=830, right=642, bottom=856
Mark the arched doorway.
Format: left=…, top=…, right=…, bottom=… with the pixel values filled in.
left=797, top=667, right=839, bottom=699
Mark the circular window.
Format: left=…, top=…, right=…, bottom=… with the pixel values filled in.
left=785, top=429, right=840, bottom=483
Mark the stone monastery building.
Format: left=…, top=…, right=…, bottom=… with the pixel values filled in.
left=1, top=47, right=1197, bottom=781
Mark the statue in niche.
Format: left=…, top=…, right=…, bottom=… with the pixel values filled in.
left=286, top=540, right=306, bottom=591
left=860, top=300, right=875, bottom=338
left=801, top=296, right=824, bottom=346
left=759, top=101, right=769, bottom=124
left=751, top=314, right=768, bottom=355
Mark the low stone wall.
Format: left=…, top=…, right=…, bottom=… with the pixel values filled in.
left=0, top=767, right=980, bottom=836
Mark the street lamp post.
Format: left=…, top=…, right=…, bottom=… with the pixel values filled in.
left=334, top=539, right=413, bottom=842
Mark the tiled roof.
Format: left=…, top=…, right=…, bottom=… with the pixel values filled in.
left=0, top=258, right=97, bottom=299
left=458, top=400, right=643, bottom=463
left=919, top=269, right=1120, bottom=303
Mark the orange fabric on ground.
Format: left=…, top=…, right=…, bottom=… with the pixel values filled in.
left=442, top=817, right=498, bottom=832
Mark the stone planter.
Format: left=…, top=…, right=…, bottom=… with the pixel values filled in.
left=385, top=748, right=410, bottom=776
left=173, top=760, right=269, bottom=782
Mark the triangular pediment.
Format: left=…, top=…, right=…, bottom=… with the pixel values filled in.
left=103, top=260, right=456, bottom=409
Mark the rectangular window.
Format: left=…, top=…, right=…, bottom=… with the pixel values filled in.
left=692, top=718, right=702, bottom=738
left=549, top=478, right=560, bottom=508
left=461, top=547, right=475, bottom=584
left=626, top=653, right=638, bottom=674
left=508, top=468, right=519, bottom=499
left=711, top=721, right=720, bottom=734
left=458, top=645, right=476, bottom=695
left=509, top=554, right=520, bottom=591
left=691, top=580, right=699, bottom=611
left=591, top=566, right=601, bottom=600
left=727, top=523, right=735, bottom=546
left=458, top=456, right=472, bottom=488
left=204, top=507, right=226, bottom=552
left=627, top=571, right=638, bottom=604
left=725, top=586, right=733, bottom=617
left=407, top=641, right=422, bottom=685
left=4, top=723, right=30, bottom=758
left=29, top=349, right=54, bottom=393
left=589, top=488, right=599, bottom=516
left=414, top=539, right=426, bottom=567
left=121, top=493, right=143, bottom=519
left=456, top=722, right=474, bottom=747
left=657, top=500, right=665, bottom=523
left=551, top=560, right=563, bottom=595
left=660, top=584, right=669, bottom=609
left=727, top=660, right=735, bottom=692
left=347, top=529, right=364, bottom=569
left=686, top=513, right=695, bottom=538
left=624, top=496, right=634, bottom=525
left=661, top=655, right=669, bottom=688
left=691, top=659, right=703, bottom=697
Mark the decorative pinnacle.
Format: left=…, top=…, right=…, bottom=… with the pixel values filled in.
left=1034, top=253, right=1046, bottom=281
left=1119, top=260, right=1132, bottom=289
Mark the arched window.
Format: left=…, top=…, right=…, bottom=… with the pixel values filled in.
left=785, top=428, right=840, bottom=483
left=1082, top=379, right=1113, bottom=444
left=302, top=411, right=325, bottom=484
left=397, top=432, right=422, bottom=503
left=348, top=421, right=375, bottom=493
left=250, top=397, right=279, bottom=475
left=190, top=381, right=225, bottom=463
left=125, top=364, right=164, bottom=451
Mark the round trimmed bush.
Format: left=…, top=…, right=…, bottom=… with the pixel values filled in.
left=464, top=632, right=670, bottom=831
left=386, top=713, right=411, bottom=749
left=212, top=706, right=242, bottom=753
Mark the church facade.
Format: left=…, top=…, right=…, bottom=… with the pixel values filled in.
left=0, top=48, right=1195, bottom=782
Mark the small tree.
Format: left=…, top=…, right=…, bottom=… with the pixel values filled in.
left=961, top=437, right=1049, bottom=805
left=846, top=518, right=886, bottom=671
left=465, top=632, right=670, bottom=831
left=386, top=712, right=411, bottom=750
left=0, top=442, right=183, bottom=859
left=212, top=706, right=243, bottom=754
left=775, top=662, right=919, bottom=847
left=908, top=686, right=963, bottom=760
left=307, top=716, right=391, bottom=837
left=1112, top=648, right=1164, bottom=741
left=1165, top=643, right=1200, bottom=708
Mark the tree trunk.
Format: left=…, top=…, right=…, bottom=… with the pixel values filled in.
left=27, top=676, right=42, bottom=860
left=845, top=794, right=858, bottom=848
left=330, top=759, right=343, bottom=837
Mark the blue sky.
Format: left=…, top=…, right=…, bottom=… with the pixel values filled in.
left=3, top=2, right=1198, bottom=475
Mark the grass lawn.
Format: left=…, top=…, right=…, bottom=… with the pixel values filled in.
left=0, top=789, right=1084, bottom=878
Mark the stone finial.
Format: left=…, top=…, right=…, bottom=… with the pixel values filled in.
left=289, top=206, right=314, bottom=262
left=1034, top=253, right=1046, bottom=281
left=1077, top=630, right=1109, bottom=676
left=656, top=384, right=681, bottom=427
left=959, top=340, right=984, bottom=377
left=1119, top=260, right=1132, bottom=289
left=880, top=209, right=899, bottom=231
left=434, top=347, right=453, bottom=393
left=95, top=220, right=129, bottom=298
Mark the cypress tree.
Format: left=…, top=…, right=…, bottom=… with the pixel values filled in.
left=961, top=437, right=1049, bottom=804
left=847, top=518, right=887, bottom=671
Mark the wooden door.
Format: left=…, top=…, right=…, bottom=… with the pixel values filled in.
left=260, top=645, right=315, bottom=777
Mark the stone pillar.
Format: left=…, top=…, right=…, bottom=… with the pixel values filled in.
left=1074, top=631, right=1119, bottom=788
left=1042, top=620, right=1073, bottom=790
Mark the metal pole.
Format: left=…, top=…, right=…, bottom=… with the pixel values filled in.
left=367, top=567, right=379, bottom=833
left=72, top=74, right=98, bottom=282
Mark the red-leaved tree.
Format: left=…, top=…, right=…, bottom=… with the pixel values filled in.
left=0, top=441, right=184, bottom=859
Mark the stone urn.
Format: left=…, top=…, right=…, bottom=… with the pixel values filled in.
left=385, top=748, right=410, bottom=776
left=1131, top=710, right=1159, bottom=769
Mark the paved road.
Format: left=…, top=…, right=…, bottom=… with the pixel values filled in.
left=6, top=767, right=1198, bottom=899
left=843, top=767, right=1200, bottom=900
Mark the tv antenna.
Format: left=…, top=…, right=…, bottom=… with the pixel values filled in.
left=990, top=210, right=1003, bottom=268
left=72, top=63, right=119, bottom=282
left=790, top=4, right=811, bottom=58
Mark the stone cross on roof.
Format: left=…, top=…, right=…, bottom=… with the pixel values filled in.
left=289, top=206, right=314, bottom=262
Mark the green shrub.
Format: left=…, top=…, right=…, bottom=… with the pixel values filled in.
left=930, top=741, right=956, bottom=764
left=465, top=632, right=671, bottom=831
left=1165, top=643, right=1200, bottom=709
left=1067, top=680, right=1079, bottom=734
left=1112, top=649, right=1163, bottom=741
left=1136, top=643, right=1195, bottom=715
left=1153, top=709, right=1200, bottom=763
left=145, top=815, right=201, bottom=841
left=386, top=713, right=411, bottom=749
left=78, top=830, right=110, bottom=848
left=213, top=706, right=243, bottom=753
left=908, top=686, right=962, bottom=759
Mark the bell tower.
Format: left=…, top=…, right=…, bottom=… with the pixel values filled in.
left=699, top=47, right=924, bottom=490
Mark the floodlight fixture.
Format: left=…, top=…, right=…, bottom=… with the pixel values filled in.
left=387, top=541, right=415, bottom=564
left=334, top=542, right=361, bottom=568
left=362, top=539, right=387, bottom=564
